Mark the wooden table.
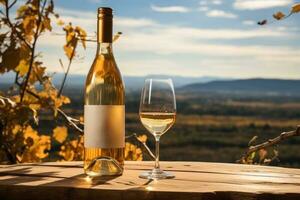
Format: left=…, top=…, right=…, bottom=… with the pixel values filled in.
left=0, top=161, right=299, bottom=200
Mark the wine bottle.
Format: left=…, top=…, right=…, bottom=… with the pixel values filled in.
left=84, top=7, right=125, bottom=177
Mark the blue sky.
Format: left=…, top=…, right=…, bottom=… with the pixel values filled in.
left=38, top=0, right=300, bottom=79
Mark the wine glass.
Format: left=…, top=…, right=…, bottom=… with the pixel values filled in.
left=139, top=78, right=176, bottom=179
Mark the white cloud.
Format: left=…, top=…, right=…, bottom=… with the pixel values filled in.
left=36, top=7, right=300, bottom=79
left=206, top=10, right=238, bottom=18
left=151, top=5, right=189, bottom=13
left=115, top=18, right=157, bottom=28
left=212, top=0, right=223, bottom=5
left=234, top=0, right=293, bottom=10
left=199, top=1, right=208, bottom=6
left=117, top=30, right=298, bottom=56
left=243, top=20, right=256, bottom=25
left=198, top=6, right=209, bottom=11
left=200, top=0, right=222, bottom=6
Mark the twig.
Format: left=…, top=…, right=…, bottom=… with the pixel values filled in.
left=59, top=59, right=65, bottom=73
left=52, top=32, right=97, bottom=42
left=0, top=95, right=16, bottom=107
left=57, top=39, right=78, bottom=97
left=4, top=0, right=31, bottom=49
left=8, top=0, right=17, bottom=9
left=20, top=0, right=48, bottom=102
left=17, top=88, right=84, bottom=134
left=238, top=126, right=300, bottom=163
left=57, top=108, right=83, bottom=133
left=126, top=133, right=155, bottom=160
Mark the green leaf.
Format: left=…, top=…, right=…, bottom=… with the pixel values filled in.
left=249, top=152, right=256, bottom=160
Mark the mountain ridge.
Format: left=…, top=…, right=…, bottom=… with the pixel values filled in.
left=182, top=78, right=300, bottom=95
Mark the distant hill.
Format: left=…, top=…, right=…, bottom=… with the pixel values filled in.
left=0, top=72, right=227, bottom=90
left=182, top=78, right=300, bottom=96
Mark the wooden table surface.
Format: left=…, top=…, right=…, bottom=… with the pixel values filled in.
left=0, top=161, right=300, bottom=200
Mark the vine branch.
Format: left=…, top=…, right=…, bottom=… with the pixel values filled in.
left=57, top=39, right=78, bottom=97
left=126, top=133, right=155, bottom=160
left=57, top=108, right=83, bottom=133
left=20, top=0, right=48, bottom=102
left=238, top=126, right=300, bottom=163
left=4, top=0, right=32, bottom=49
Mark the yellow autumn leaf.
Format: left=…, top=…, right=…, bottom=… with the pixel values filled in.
left=12, top=125, right=22, bottom=135
left=57, top=19, right=65, bottom=26
left=41, top=17, right=52, bottom=32
left=35, top=135, right=51, bottom=159
left=273, top=11, right=285, bottom=20
left=61, top=96, right=71, bottom=104
left=53, top=126, right=68, bottom=143
left=59, top=145, right=75, bottom=161
left=125, top=142, right=143, bottom=161
left=63, top=45, right=73, bottom=59
left=291, top=3, right=300, bottom=13
left=15, top=60, right=29, bottom=76
left=137, top=134, right=147, bottom=143
left=17, top=5, right=28, bottom=16
left=66, top=31, right=75, bottom=44
left=19, top=126, right=51, bottom=163
left=29, top=64, right=46, bottom=84
left=58, top=135, right=84, bottom=161
left=24, top=125, right=39, bottom=141
left=79, top=116, right=84, bottom=123
left=75, top=26, right=87, bottom=49
left=22, top=15, right=36, bottom=42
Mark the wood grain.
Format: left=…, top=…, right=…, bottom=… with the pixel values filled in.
left=0, top=161, right=299, bottom=200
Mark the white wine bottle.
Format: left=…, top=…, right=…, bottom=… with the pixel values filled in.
left=84, top=7, right=125, bottom=177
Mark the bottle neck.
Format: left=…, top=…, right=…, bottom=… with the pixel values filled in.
left=97, top=8, right=113, bottom=56
left=97, top=42, right=113, bottom=55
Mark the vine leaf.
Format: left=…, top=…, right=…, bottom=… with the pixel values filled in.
left=52, top=126, right=68, bottom=143
left=258, top=19, right=267, bottom=26
left=258, top=148, right=267, bottom=163
left=75, top=26, right=87, bottom=49
left=291, top=3, right=300, bottom=13
left=125, top=142, right=143, bottom=161
left=273, top=12, right=285, bottom=20
left=249, top=152, right=256, bottom=160
left=137, top=134, right=147, bottom=143
left=18, top=125, right=51, bottom=162
left=15, top=60, right=30, bottom=76
left=57, top=19, right=64, bottom=26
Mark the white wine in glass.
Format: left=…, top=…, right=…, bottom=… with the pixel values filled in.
left=139, top=79, right=176, bottom=180
left=140, top=112, right=176, bottom=137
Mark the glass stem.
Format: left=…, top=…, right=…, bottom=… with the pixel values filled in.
left=155, top=136, right=160, bottom=170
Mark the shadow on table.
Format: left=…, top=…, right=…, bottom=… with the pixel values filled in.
left=0, top=164, right=120, bottom=188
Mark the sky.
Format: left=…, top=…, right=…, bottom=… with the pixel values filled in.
left=36, top=0, right=300, bottom=79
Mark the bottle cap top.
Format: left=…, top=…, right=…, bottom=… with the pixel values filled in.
left=98, top=7, right=113, bottom=18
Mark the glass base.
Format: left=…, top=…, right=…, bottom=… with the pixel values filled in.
left=139, top=168, right=175, bottom=180
left=84, top=156, right=123, bottom=177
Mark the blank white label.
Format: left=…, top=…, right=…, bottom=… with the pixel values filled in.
left=84, top=105, right=125, bottom=148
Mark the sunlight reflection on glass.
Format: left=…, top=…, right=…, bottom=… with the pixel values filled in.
left=84, top=176, right=92, bottom=183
